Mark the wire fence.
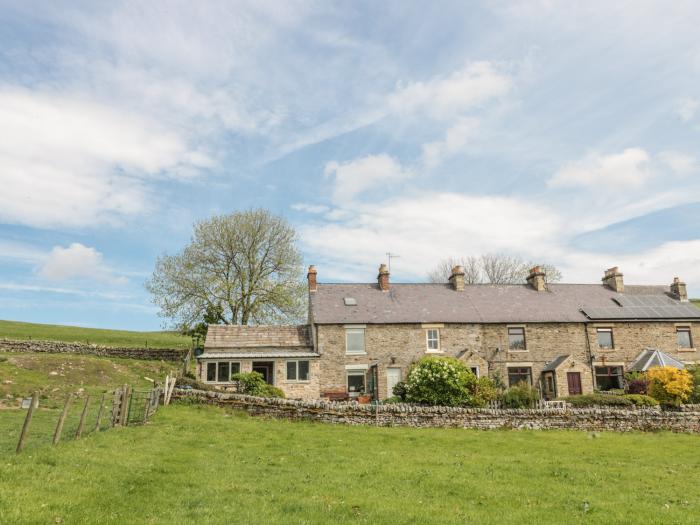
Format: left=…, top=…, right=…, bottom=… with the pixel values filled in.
left=12, top=383, right=163, bottom=454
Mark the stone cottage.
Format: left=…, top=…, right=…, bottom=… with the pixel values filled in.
left=197, top=264, right=700, bottom=401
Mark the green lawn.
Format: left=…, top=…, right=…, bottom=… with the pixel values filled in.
left=1, top=404, right=699, bottom=524
left=692, top=299, right=699, bottom=307
left=0, top=319, right=189, bottom=348
left=0, top=352, right=174, bottom=408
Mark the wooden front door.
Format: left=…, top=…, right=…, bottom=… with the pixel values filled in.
left=567, top=372, right=582, bottom=395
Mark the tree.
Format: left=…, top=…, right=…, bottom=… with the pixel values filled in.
left=146, top=209, right=306, bottom=327
left=427, top=253, right=562, bottom=285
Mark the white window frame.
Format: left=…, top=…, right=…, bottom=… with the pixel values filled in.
left=205, top=361, right=241, bottom=383
left=425, top=328, right=441, bottom=352
left=345, top=327, right=366, bottom=355
left=346, top=369, right=366, bottom=394
left=469, top=366, right=480, bottom=378
left=286, top=360, right=311, bottom=382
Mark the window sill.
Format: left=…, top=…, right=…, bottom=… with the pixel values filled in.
left=507, top=349, right=528, bottom=353
left=597, top=348, right=615, bottom=352
left=425, top=349, right=444, bottom=354
left=678, top=348, right=696, bottom=352
left=345, top=352, right=367, bottom=356
left=285, top=380, right=311, bottom=384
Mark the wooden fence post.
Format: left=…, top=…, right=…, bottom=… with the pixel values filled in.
left=75, top=395, right=90, bottom=439
left=53, top=394, right=73, bottom=445
left=16, top=391, right=39, bottom=454
left=95, top=392, right=106, bottom=432
left=119, top=384, right=131, bottom=426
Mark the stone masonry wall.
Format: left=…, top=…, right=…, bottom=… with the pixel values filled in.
left=175, top=389, right=700, bottom=433
left=316, top=321, right=700, bottom=400
left=0, top=338, right=187, bottom=361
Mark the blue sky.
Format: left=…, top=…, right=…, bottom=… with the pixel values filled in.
left=1, top=1, right=699, bottom=330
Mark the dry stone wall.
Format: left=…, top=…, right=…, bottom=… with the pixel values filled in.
left=175, top=388, right=700, bottom=433
left=0, top=338, right=187, bottom=361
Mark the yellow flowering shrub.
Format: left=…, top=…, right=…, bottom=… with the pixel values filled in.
left=646, top=366, right=693, bottom=406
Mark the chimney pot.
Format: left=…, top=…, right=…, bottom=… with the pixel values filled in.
left=670, top=277, right=688, bottom=302
left=378, top=264, right=390, bottom=291
left=307, top=265, right=317, bottom=293
left=449, top=265, right=465, bottom=291
left=526, top=266, right=546, bottom=292
left=602, top=266, right=624, bottom=293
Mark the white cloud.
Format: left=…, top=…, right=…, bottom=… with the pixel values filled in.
left=0, top=88, right=210, bottom=228
left=323, top=154, right=412, bottom=204
left=421, top=118, right=480, bottom=168
left=388, top=62, right=513, bottom=120
left=291, top=203, right=330, bottom=214
left=676, top=97, right=699, bottom=122
left=299, top=192, right=561, bottom=280
left=560, top=240, right=700, bottom=291
left=548, top=148, right=652, bottom=188
left=39, top=243, right=124, bottom=284
left=659, top=151, right=697, bottom=175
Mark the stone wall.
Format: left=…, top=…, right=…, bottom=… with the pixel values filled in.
left=0, top=338, right=187, bottom=361
left=174, top=389, right=700, bottom=433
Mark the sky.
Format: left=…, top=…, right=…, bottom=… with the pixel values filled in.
left=0, top=1, right=699, bottom=330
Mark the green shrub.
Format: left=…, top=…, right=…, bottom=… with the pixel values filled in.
left=404, top=357, right=497, bottom=407
left=382, top=396, right=403, bottom=404
left=0, top=355, right=7, bottom=363
left=232, top=372, right=285, bottom=398
left=686, top=366, right=700, bottom=404
left=500, top=382, right=539, bottom=409
left=565, top=394, right=633, bottom=407
left=391, top=381, right=407, bottom=401
left=623, top=394, right=659, bottom=407
left=175, top=375, right=213, bottom=391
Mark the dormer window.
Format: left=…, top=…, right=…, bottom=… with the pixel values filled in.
left=343, top=297, right=357, bottom=306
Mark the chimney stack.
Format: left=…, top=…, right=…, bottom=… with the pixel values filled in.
left=670, top=277, right=688, bottom=302
left=526, top=266, right=546, bottom=292
left=449, top=265, right=466, bottom=291
left=378, top=264, right=390, bottom=292
left=602, top=266, right=624, bottom=293
left=307, top=265, right=317, bottom=293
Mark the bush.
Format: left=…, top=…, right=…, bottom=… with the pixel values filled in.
left=500, top=382, right=539, bottom=409
left=687, top=366, right=700, bottom=404
left=404, top=357, right=497, bottom=407
left=382, top=396, right=403, bottom=404
left=175, top=375, right=214, bottom=391
left=625, top=371, right=648, bottom=394
left=391, top=381, right=407, bottom=401
left=232, top=372, right=285, bottom=398
left=623, top=394, right=659, bottom=407
left=646, top=366, right=693, bottom=407
left=565, top=394, right=633, bottom=407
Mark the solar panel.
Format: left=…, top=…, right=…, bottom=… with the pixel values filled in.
left=614, top=295, right=677, bottom=307
left=581, top=303, right=700, bottom=320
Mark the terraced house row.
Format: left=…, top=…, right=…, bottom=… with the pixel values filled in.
left=197, top=264, right=700, bottom=401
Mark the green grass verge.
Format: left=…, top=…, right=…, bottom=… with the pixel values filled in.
left=0, top=319, right=188, bottom=348
left=692, top=299, right=699, bottom=308
left=0, top=352, right=173, bottom=408
left=1, top=404, right=699, bottom=524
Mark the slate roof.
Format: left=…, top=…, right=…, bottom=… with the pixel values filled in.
left=628, top=348, right=686, bottom=371
left=542, top=355, right=571, bottom=372
left=203, top=325, right=312, bottom=352
left=309, top=283, right=700, bottom=324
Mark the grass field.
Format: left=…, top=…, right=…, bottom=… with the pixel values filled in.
left=0, top=319, right=189, bottom=348
left=1, top=404, right=699, bottom=524
left=0, top=352, right=173, bottom=408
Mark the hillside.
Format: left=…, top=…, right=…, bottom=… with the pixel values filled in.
left=0, top=319, right=189, bottom=349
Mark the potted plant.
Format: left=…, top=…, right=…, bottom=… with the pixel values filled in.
left=357, top=391, right=372, bottom=404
